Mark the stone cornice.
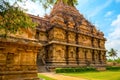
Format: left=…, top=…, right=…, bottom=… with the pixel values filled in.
left=45, top=40, right=107, bottom=51
left=49, top=26, right=106, bottom=41
left=0, top=35, right=41, bottom=47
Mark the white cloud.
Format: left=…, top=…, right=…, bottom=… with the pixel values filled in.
left=89, top=0, right=112, bottom=17
left=104, top=11, right=113, bottom=17
left=9, top=0, right=46, bottom=16
left=18, top=1, right=45, bottom=16
left=106, top=14, right=120, bottom=56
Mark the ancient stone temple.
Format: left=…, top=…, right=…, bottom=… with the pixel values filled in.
left=35, top=0, right=107, bottom=71
left=0, top=0, right=106, bottom=79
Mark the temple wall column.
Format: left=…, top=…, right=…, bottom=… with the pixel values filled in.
left=78, top=48, right=85, bottom=64
left=68, top=46, right=76, bottom=65
left=101, top=51, right=106, bottom=64
left=94, top=50, right=99, bottom=64
left=86, top=49, right=92, bottom=65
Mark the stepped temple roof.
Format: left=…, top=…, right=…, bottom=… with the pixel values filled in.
left=30, top=0, right=105, bottom=40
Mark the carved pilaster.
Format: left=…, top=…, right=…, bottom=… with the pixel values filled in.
left=76, top=47, right=79, bottom=64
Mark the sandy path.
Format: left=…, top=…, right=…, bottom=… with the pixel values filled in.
left=39, top=72, right=88, bottom=80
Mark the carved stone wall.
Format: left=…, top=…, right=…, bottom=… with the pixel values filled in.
left=0, top=42, right=40, bottom=80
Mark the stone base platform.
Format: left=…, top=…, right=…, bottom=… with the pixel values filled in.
left=0, top=71, right=39, bottom=80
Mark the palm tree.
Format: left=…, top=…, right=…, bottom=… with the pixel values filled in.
left=108, top=48, right=118, bottom=60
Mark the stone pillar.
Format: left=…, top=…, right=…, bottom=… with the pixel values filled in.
left=76, top=47, right=79, bottom=65
left=91, top=50, right=95, bottom=64
left=94, top=50, right=99, bottom=64
left=65, top=46, right=69, bottom=64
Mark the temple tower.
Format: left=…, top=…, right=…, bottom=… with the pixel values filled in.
left=36, top=0, right=107, bottom=71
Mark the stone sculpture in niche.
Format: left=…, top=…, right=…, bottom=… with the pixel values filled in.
left=68, top=32, right=75, bottom=42
left=68, top=47, right=76, bottom=59
left=54, top=29, right=65, bottom=40
left=53, top=45, right=66, bottom=61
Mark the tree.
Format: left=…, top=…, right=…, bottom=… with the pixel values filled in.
left=13, top=0, right=78, bottom=9
left=0, top=1, right=37, bottom=36
left=108, top=48, right=118, bottom=60
left=0, top=0, right=78, bottom=36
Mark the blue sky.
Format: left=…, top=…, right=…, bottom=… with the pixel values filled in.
left=10, top=0, right=120, bottom=56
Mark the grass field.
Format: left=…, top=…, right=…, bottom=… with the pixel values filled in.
left=38, top=73, right=56, bottom=80
left=61, top=71, right=120, bottom=80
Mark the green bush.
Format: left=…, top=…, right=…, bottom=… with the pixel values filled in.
left=55, top=67, right=97, bottom=73
left=107, top=58, right=120, bottom=63
left=107, top=66, right=120, bottom=71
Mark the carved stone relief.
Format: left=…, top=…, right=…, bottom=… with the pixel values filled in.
left=39, top=32, right=47, bottom=41
left=78, top=48, right=84, bottom=59
left=93, top=38, right=98, bottom=48
left=54, top=28, right=65, bottom=40
left=100, top=40, right=105, bottom=49
left=68, top=47, right=76, bottom=60
left=68, top=32, right=76, bottom=42
left=53, top=45, right=66, bottom=60
left=83, top=36, right=91, bottom=46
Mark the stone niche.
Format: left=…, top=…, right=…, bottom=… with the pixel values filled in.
left=86, top=49, right=92, bottom=61
left=68, top=32, right=76, bottom=43
left=0, top=42, right=40, bottom=80
left=78, top=48, right=86, bottom=65
left=53, top=44, right=66, bottom=61
left=39, top=32, right=47, bottom=41
left=53, top=28, right=66, bottom=41
left=78, top=34, right=91, bottom=46
left=46, top=44, right=66, bottom=65
left=100, top=40, right=105, bottom=49
left=67, top=46, right=77, bottom=65
left=93, top=38, right=99, bottom=48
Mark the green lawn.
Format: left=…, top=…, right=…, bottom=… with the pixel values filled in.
left=38, top=73, right=56, bottom=80
left=61, top=71, right=120, bottom=80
